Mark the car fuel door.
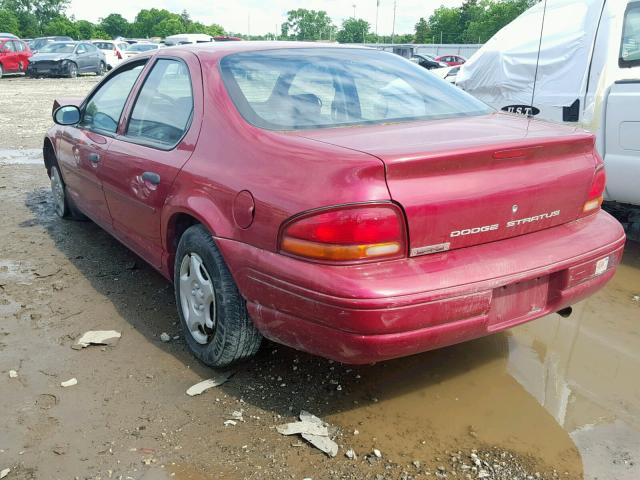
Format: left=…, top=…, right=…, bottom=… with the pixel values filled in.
left=99, top=54, right=203, bottom=268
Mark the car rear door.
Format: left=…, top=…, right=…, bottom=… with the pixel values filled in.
left=74, top=43, right=89, bottom=71
left=98, top=53, right=203, bottom=268
left=55, top=60, right=148, bottom=227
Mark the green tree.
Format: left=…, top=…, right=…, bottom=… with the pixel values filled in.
left=281, top=9, right=334, bottom=41
left=336, top=17, right=370, bottom=43
left=205, top=23, right=224, bottom=36
left=74, top=19, right=94, bottom=39
left=465, top=0, right=535, bottom=43
left=43, top=14, right=78, bottom=38
left=0, top=8, right=20, bottom=35
left=0, top=0, right=70, bottom=35
left=132, top=8, right=176, bottom=37
left=153, top=17, right=183, bottom=37
left=99, top=13, right=129, bottom=38
left=414, top=17, right=430, bottom=43
left=427, top=6, right=463, bottom=43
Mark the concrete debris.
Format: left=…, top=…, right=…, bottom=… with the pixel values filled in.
left=345, top=448, right=357, bottom=460
left=160, top=332, right=171, bottom=343
left=73, top=330, right=121, bottom=349
left=186, top=373, right=232, bottom=396
left=301, top=432, right=338, bottom=457
left=231, top=410, right=244, bottom=421
left=60, top=378, right=77, bottom=387
left=276, top=411, right=338, bottom=457
left=373, top=448, right=382, bottom=458
left=633, top=295, right=640, bottom=303
left=223, top=420, right=237, bottom=427
left=8, top=370, right=17, bottom=378
left=0, top=468, right=9, bottom=479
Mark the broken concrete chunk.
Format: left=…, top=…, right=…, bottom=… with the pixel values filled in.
left=186, top=373, right=232, bottom=396
left=73, top=330, right=121, bottom=349
left=0, top=468, right=9, bottom=479
left=299, top=410, right=326, bottom=425
left=8, top=370, right=17, bottom=378
left=276, top=422, right=329, bottom=437
left=345, top=448, right=357, bottom=460
left=61, top=378, right=77, bottom=387
left=160, top=332, right=171, bottom=343
left=223, top=420, right=237, bottom=427
left=373, top=448, right=382, bottom=458
left=301, top=433, right=338, bottom=457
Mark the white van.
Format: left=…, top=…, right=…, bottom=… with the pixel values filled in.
left=164, top=34, right=213, bottom=46
left=458, top=0, right=640, bottom=210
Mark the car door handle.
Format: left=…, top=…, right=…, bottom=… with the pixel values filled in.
left=88, top=152, right=100, bottom=163
left=141, top=171, right=161, bottom=185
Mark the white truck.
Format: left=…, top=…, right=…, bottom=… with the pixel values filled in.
left=458, top=0, right=640, bottom=233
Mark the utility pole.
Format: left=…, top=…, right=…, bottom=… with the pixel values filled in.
left=247, top=13, right=251, bottom=40
left=375, top=0, right=379, bottom=42
left=391, top=0, right=397, bottom=44
left=353, top=4, right=357, bottom=18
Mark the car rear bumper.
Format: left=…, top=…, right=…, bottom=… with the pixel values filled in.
left=217, top=211, right=626, bottom=364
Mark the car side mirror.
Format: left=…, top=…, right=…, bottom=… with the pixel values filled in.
left=53, top=105, right=81, bottom=125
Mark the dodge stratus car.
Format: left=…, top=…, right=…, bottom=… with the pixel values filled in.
left=43, top=42, right=626, bottom=367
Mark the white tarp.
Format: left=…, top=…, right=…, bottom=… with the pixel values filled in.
left=457, top=0, right=607, bottom=122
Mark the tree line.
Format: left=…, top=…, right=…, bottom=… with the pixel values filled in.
left=0, top=0, right=223, bottom=39
left=0, top=0, right=535, bottom=43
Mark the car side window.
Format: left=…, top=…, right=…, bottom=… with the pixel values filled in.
left=620, top=3, right=640, bottom=67
left=79, top=62, right=146, bottom=134
left=76, top=44, right=87, bottom=54
left=125, top=58, right=194, bottom=147
left=4, top=41, right=15, bottom=52
left=14, top=41, right=24, bottom=52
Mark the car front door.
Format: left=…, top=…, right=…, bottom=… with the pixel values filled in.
left=75, top=43, right=91, bottom=72
left=56, top=60, right=148, bottom=227
left=99, top=54, right=202, bottom=267
left=1, top=41, right=18, bottom=72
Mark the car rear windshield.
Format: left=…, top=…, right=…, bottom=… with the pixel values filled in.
left=129, top=44, right=157, bottom=52
left=39, top=42, right=75, bottom=53
left=220, top=48, right=491, bottom=130
left=93, top=42, right=114, bottom=50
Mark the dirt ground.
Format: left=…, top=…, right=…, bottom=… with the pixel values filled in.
left=1, top=75, right=639, bottom=480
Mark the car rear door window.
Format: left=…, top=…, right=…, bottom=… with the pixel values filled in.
left=125, top=58, right=193, bottom=147
left=620, top=3, right=640, bottom=67
left=79, top=62, right=146, bottom=134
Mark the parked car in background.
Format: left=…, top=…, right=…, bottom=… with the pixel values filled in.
left=432, top=65, right=461, bottom=84
left=213, top=35, right=243, bottom=41
left=91, top=40, right=129, bottom=70
left=0, top=33, right=18, bottom=39
left=27, top=41, right=106, bottom=78
left=410, top=53, right=447, bottom=70
left=44, top=43, right=624, bottom=367
left=0, top=36, right=32, bottom=78
left=30, top=36, right=74, bottom=53
left=123, top=43, right=161, bottom=58
left=435, top=55, right=466, bottom=66
left=164, top=33, right=212, bottom=46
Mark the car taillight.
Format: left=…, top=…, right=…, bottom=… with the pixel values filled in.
left=583, top=166, right=606, bottom=213
left=115, top=48, right=122, bottom=59
left=280, top=204, right=407, bottom=263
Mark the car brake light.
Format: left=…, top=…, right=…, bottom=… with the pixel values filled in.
left=280, top=204, right=407, bottom=263
left=583, top=166, right=606, bottom=213
left=115, top=48, right=122, bottom=60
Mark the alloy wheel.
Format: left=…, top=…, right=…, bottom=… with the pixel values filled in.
left=50, top=167, right=66, bottom=217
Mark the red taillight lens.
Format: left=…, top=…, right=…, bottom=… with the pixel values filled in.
left=115, top=48, right=122, bottom=59
left=583, top=166, right=606, bottom=213
left=280, top=204, right=407, bottom=263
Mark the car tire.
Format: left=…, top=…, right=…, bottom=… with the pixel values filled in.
left=50, top=165, right=87, bottom=220
left=67, top=62, right=78, bottom=78
left=97, top=62, right=105, bottom=76
left=174, top=225, right=262, bottom=368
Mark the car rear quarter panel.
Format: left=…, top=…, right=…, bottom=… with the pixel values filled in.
left=163, top=54, right=391, bottom=271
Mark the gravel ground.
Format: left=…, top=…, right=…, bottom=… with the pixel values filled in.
left=1, top=75, right=639, bottom=480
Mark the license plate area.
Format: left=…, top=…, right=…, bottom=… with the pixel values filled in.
left=487, top=276, right=549, bottom=330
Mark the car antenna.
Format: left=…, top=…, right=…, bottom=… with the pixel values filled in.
left=529, top=0, right=549, bottom=118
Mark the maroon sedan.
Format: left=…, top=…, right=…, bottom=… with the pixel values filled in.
left=435, top=54, right=466, bottom=66
left=44, top=42, right=625, bottom=367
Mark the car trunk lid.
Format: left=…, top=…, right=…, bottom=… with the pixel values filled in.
left=293, top=113, right=598, bottom=256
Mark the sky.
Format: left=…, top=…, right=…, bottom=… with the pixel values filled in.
left=68, top=0, right=464, bottom=36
